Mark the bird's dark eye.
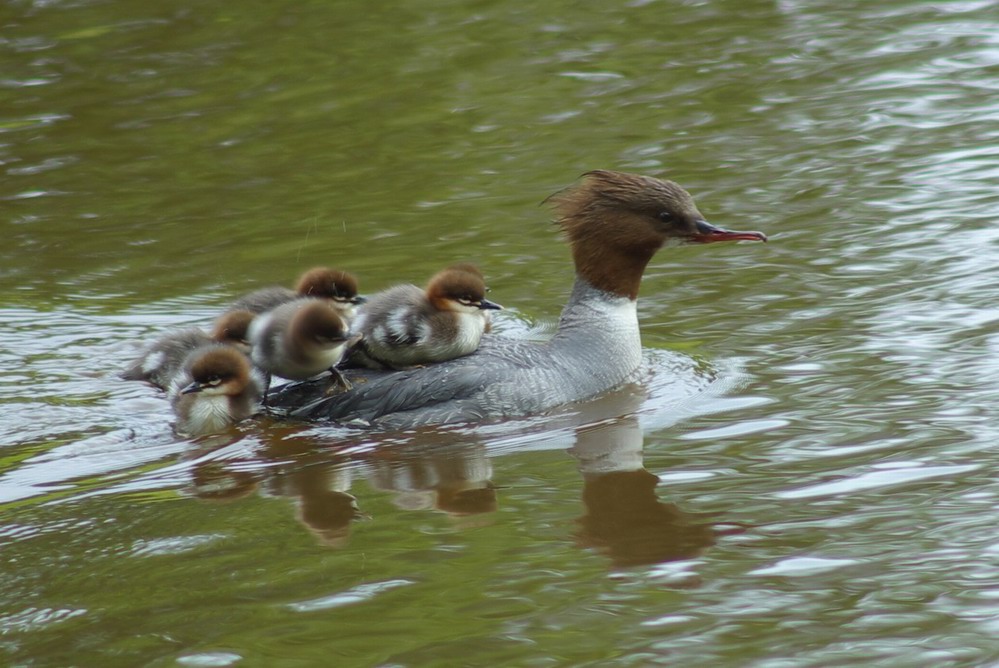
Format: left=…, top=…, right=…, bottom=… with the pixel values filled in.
left=658, top=211, right=676, bottom=223
left=208, top=376, right=222, bottom=386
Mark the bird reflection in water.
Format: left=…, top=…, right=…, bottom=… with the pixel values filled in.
left=188, top=460, right=259, bottom=503
left=568, top=386, right=744, bottom=569
left=179, top=383, right=741, bottom=566
left=363, top=442, right=496, bottom=526
left=575, top=466, right=720, bottom=568
left=183, top=431, right=363, bottom=547
left=258, top=433, right=363, bottom=547
left=262, top=459, right=360, bottom=548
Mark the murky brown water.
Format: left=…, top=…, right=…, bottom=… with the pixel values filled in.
left=3, top=0, right=999, bottom=665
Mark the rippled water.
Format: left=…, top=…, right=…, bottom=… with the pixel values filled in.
left=3, top=0, right=999, bottom=665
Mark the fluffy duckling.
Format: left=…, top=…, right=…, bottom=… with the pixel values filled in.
left=121, top=309, right=255, bottom=390
left=348, top=264, right=502, bottom=370
left=248, top=298, right=356, bottom=394
left=232, top=267, right=365, bottom=323
left=168, top=344, right=264, bottom=436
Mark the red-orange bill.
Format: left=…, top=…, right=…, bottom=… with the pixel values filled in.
left=691, top=219, right=768, bottom=243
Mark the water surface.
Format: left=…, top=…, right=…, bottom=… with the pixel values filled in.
left=3, top=0, right=999, bottom=665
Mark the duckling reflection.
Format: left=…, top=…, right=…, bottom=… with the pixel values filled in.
left=363, top=442, right=496, bottom=520
left=569, top=411, right=725, bottom=569
left=173, top=434, right=265, bottom=502
left=180, top=432, right=364, bottom=547
left=175, top=374, right=731, bottom=564
left=263, top=463, right=360, bottom=548
left=188, top=459, right=260, bottom=503
left=258, top=438, right=362, bottom=548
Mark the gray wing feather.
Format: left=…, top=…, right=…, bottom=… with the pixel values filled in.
left=269, top=336, right=541, bottom=426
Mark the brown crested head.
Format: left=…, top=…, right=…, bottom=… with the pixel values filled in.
left=295, top=267, right=362, bottom=304
left=188, top=347, right=251, bottom=394
left=426, top=267, right=489, bottom=311
left=445, top=262, right=484, bottom=279
left=211, top=309, right=255, bottom=345
left=291, top=299, right=350, bottom=346
left=546, top=170, right=766, bottom=299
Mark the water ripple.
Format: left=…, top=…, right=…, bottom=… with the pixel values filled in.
left=287, top=579, right=415, bottom=612
left=776, top=464, right=981, bottom=500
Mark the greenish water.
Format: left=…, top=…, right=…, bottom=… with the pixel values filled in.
left=4, top=0, right=999, bottom=665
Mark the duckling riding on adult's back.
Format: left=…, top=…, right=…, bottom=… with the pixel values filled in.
left=267, top=170, right=766, bottom=429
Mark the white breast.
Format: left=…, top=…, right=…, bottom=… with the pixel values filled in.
left=181, top=395, right=234, bottom=435
left=449, top=312, right=487, bottom=355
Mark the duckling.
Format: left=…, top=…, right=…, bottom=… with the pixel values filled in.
left=232, top=267, right=366, bottom=323
left=121, top=309, right=255, bottom=390
left=348, top=264, right=502, bottom=370
left=169, top=344, right=264, bottom=436
left=248, top=298, right=357, bottom=394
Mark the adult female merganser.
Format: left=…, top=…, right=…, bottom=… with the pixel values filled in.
left=121, top=309, right=255, bottom=390
left=233, top=267, right=365, bottom=322
left=169, top=344, right=264, bottom=436
left=268, top=170, right=766, bottom=428
left=248, top=298, right=356, bottom=393
left=347, top=264, right=502, bottom=370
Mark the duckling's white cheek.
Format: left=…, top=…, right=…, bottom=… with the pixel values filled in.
left=200, top=383, right=229, bottom=397
left=455, top=303, right=484, bottom=315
